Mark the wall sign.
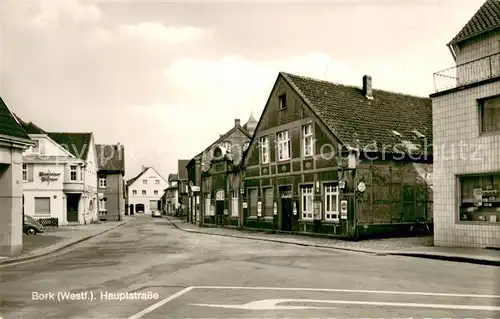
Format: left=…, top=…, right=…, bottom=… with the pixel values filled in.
left=257, top=201, right=262, bottom=216
left=340, top=200, right=348, bottom=219
left=243, top=202, right=248, bottom=209
left=273, top=202, right=277, bottom=215
left=39, top=171, right=61, bottom=184
left=293, top=201, right=297, bottom=215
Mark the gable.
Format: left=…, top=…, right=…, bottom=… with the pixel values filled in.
left=29, top=135, right=76, bottom=157
left=200, top=126, right=251, bottom=170
left=128, top=166, right=168, bottom=188
left=242, top=73, right=342, bottom=167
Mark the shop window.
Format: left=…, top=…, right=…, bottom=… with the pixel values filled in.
left=479, top=95, right=500, bottom=134
left=459, top=173, right=500, bottom=223
left=301, top=185, right=314, bottom=220
left=34, top=197, right=50, bottom=215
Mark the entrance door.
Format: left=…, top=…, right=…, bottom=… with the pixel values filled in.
left=67, top=194, right=80, bottom=222
left=129, top=204, right=134, bottom=215
left=216, top=200, right=224, bottom=225
left=281, top=198, right=292, bottom=231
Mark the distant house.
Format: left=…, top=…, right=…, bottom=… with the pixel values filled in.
left=161, top=173, right=179, bottom=215
left=0, top=97, right=34, bottom=256
left=430, top=0, right=500, bottom=248
left=240, top=72, right=433, bottom=238
left=187, top=117, right=254, bottom=226
left=126, top=166, right=168, bottom=215
left=175, top=160, right=190, bottom=218
left=16, top=116, right=99, bottom=225
left=96, top=143, right=125, bottom=221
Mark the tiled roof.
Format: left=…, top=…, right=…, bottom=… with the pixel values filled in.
left=14, top=114, right=47, bottom=135
left=96, top=144, right=125, bottom=173
left=168, top=173, right=178, bottom=182
left=0, top=97, right=31, bottom=141
left=126, top=167, right=150, bottom=187
left=47, top=132, right=92, bottom=160
left=178, top=159, right=190, bottom=180
left=449, top=0, right=500, bottom=45
left=282, top=72, right=433, bottom=156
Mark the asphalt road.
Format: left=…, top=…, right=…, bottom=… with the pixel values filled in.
left=1, top=215, right=499, bottom=319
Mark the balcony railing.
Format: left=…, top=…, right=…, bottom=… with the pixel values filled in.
left=433, top=52, right=500, bottom=93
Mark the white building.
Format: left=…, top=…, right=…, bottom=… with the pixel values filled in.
left=17, top=118, right=99, bottom=225
left=430, top=0, right=500, bottom=248
left=126, top=166, right=168, bottom=215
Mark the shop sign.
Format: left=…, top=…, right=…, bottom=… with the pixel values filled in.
left=340, top=200, right=348, bottom=219
left=242, top=202, right=248, bottom=209
left=39, top=171, right=61, bottom=184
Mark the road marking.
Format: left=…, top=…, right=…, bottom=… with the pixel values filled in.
left=190, top=299, right=338, bottom=310
left=190, top=298, right=500, bottom=312
left=126, top=286, right=193, bottom=319
left=191, top=286, right=500, bottom=299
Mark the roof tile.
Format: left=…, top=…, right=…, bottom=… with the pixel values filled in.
left=449, top=0, right=500, bottom=44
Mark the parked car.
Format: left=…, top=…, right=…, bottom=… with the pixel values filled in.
left=23, top=215, right=44, bottom=235
left=151, top=210, right=162, bottom=218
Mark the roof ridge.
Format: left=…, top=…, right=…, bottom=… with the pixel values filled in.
left=283, top=72, right=430, bottom=100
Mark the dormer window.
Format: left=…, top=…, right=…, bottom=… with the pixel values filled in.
left=279, top=94, right=287, bottom=109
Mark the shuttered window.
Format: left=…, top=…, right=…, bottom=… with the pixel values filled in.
left=263, top=187, right=274, bottom=217
left=249, top=189, right=258, bottom=216
left=34, top=197, right=51, bottom=215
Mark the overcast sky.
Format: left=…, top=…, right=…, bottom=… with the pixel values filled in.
left=1, top=0, right=483, bottom=180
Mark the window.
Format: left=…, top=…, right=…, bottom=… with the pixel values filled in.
left=277, top=130, right=290, bottom=161
left=324, top=184, right=339, bottom=221
left=155, top=180, right=160, bottom=184
left=302, top=124, right=314, bottom=156
left=99, top=177, right=107, bottom=188
left=99, top=198, right=107, bottom=211
left=301, top=185, right=314, bottom=219
left=70, top=165, right=77, bottom=181
left=480, top=95, right=500, bottom=133
left=22, top=164, right=27, bottom=181
left=34, top=197, right=50, bottom=215
left=154, top=190, right=158, bottom=195
left=142, top=190, right=147, bottom=195
left=205, top=193, right=211, bottom=216
left=279, top=94, right=287, bottom=109
left=260, top=136, right=269, bottom=164
left=222, top=141, right=232, bottom=152
left=231, top=191, right=239, bottom=217
left=459, top=173, right=500, bottom=223
left=143, top=179, right=147, bottom=184
left=132, top=190, right=137, bottom=195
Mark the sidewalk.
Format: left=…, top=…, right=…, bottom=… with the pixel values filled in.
left=0, top=217, right=134, bottom=266
left=166, top=217, right=500, bottom=266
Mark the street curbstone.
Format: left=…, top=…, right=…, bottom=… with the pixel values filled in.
left=165, top=217, right=500, bottom=266
left=0, top=219, right=134, bottom=266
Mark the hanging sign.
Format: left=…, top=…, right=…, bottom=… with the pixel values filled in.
left=340, top=200, right=348, bottom=220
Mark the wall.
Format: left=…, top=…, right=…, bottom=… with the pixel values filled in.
left=0, top=147, right=23, bottom=257
left=98, top=173, right=123, bottom=221
left=84, top=135, right=98, bottom=222
left=455, top=29, right=500, bottom=65
left=127, top=167, right=168, bottom=214
left=432, top=80, right=500, bottom=248
left=23, top=163, right=66, bottom=223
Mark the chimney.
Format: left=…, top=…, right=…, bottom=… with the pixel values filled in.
left=235, top=119, right=241, bottom=127
left=362, top=75, right=373, bottom=99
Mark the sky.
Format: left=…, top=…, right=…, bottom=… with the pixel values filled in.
left=1, top=0, right=485, bottom=180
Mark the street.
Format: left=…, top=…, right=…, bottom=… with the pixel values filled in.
left=1, top=215, right=499, bottom=319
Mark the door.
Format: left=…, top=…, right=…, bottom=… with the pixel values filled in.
left=129, top=204, right=134, bottom=215
left=281, top=198, right=293, bottom=231
left=216, top=200, right=224, bottom=225
left=66, top=194, right=80, bottom=222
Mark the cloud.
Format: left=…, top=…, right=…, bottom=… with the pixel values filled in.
left=119, top=23, right=209, bottom=44
left=25, top=0, right=102, bottom=28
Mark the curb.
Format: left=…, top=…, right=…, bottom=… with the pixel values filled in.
left=166, top=217, right=500, bottom=266
left=0, top=219, right=134, bottom=266
left=165, top=217, right=379, bottom=255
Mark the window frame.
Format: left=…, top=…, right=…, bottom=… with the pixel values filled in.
left=22, top=164, right=28, bottom=181
left=231, top=190, right=239, bottom=217
left=456, top=172, right=500, bottom=224
left=278, top=94, right=287, bottom=109
left=34, top=197, right=51, bottom=215
left=154, top=190, right=159, bottom=195
left=276, top=130, right=291, bottom=161
left=99, top=198, right=107, bottom=211
left=260, top=136, right=269, bottom=164
left=300, top=184, right=314, bottom=220
left=478, top=95, right=500, bottom=135
left=99, top=176, right=107, bottom=188
left=155, top=180, right=160, bottom=185
left=324, top=184, right=340, bottom=222
left=302, top=123, right=314, bottom=157
left=142, top=190, right=147, bottom=195
left=143, top=179, right=147, bottom=184
left=132, top=190, right=137, bottom=195
left=70, top=165, right=77, bottom=181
